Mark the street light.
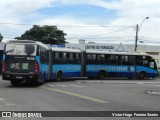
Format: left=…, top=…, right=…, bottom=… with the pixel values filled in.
left=135, top=17, right=149, bottom=51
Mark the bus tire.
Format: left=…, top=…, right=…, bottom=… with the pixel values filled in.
left=10, top=80, right=21, bottom=86
left=98, top=71, right=106, bottom=80
left=128, top=77, right=132, bottom=79
left=56, top=71, right=62, bottom=81
left=39, top=79, right=45, bottom=85
left=88, top=77, right=94, bottom=79
left=138, top=71, right=146, bottom=80
left=39, top=80, right=44, bottom=85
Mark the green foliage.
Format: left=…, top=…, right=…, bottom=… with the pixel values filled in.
left=158, top=69, right=160, bottom=78
left=15, top=25, right=67, bottom=44
left=0, top=33, right=3, bottom=42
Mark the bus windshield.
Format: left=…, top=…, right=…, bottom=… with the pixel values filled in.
left=5, top=44, right=37, bottom=56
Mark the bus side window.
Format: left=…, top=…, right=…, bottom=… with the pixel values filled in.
left=69, top=53, right=73, bottom=64
left=70, top=53, right=73, bottom=59
left=121, top=55, right=128, bottom=65
left=76, top=53, right=80, bottom=64
left=100, top=54, right=105, bottom=64
left=87, top=54, right=92, bottom=64
left=54, top=52, right=60, bottom=64
left=143, top=60, right=148, bottom=67
left=149, top=62, right=154, bottom=69
left=135, top=56, right=141, bottom=65
left=63, top=52, right=66, bottom=59
left=44, top=50, right=49, bottom=64
left=106, top=54, right=111, bottom=64
left=39, top=47, right=45, bottom=63
left=115, top=55, right=120, bottom=65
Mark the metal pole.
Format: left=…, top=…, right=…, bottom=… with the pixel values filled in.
left=134, top=17, right=149, bottom=52
left=135, top=24, right=139, bottom=51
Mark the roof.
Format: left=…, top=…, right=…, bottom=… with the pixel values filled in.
left=7, top=40, right=36, bottom=43
left=6, top=40, right=49, bottom=50
left=51, top=47, right=81, bottom=53
left=86, top=50, right=150, bottom=56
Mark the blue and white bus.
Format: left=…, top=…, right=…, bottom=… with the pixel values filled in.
left=49, top=48, right=82, bottom=81
left=84, top=50, right=158, bottom=79
left=2, top=40, right=83, bottom=85
left=2, top=40, right=158, bottom=86
left=2, top=40, right=50, bottom=85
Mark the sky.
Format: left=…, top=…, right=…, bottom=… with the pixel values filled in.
left=0, top=0, right=160, bottom=44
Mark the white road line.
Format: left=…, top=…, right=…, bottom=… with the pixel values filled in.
left=3, top=102, right=15, bottom=106
left=42, top=86, right=109, bottom=104
left=0, top=98, right=5, bottom=101
left=46, top=84, right=84, bottom=88
left=69, top=84, right=84, bottom=87
left=56, top=84, right=67, bottom=87
left=152, top=85, right=160, bottom=87
left=0, top=98, right=15, bottom=106
left=77, top=80, right=160, bottom=84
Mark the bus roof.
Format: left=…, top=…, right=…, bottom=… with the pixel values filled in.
left=51, top=47, right=81, bottom=53
left=6, top=40, right=50, bottom=50
left=86, top=50, right=151, bottom=56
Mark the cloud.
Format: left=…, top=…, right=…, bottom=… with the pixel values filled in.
left=0, top=0, right=160, bottom=44
left=37, top=15, right=134, bottom=44
left=0, top=0, right=55, bottom=15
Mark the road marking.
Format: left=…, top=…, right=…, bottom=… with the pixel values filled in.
left=56, top=84, right=67, bottom=87
left=77, top=80, right=160, bottom=84
left=3, top=102, right=15, bottom=106
left=47, top=84, right=84, bottom=88
left=69, top=84, right=84, bottom=87
left=47, top=84, right=68, bottom=87
left=0, top=98, right=15, bottom=106
left=42, top=86, right=109, bottom=104
left=152, top=85, right=160, bottom=87
left=0, top=98, right=5, bottom=101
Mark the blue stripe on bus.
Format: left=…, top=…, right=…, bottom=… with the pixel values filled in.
left=52, top=64, right=81, bottom=79
left=86, top=71, right=157, bottom=78
left=52, top=64, right=81, bottom=73
left=86, top=65, right=158, bottom=78
left=52, top=72, right=81, bottom=79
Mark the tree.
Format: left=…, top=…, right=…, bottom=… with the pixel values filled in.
left=0, top=33, right=3, bottom=42
left=15, top=25, right=67, bottom=44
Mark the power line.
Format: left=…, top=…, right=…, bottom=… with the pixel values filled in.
left=0, top=22, right=134, bottom=27
left=0, top=22, right=36, bottom=26
left=2, top=27, right=133, bottom=40
left=80, top=27, right=132, bottom=39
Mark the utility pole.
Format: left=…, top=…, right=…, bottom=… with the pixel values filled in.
left=134, top=17, right=149, bottom=52
left=135, top=24, right=139, bottom=51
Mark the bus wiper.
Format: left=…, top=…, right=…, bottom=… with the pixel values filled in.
left=5, top=49, right=15, bottom=54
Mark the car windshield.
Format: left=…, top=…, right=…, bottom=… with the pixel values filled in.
left=5, top=44, right=37, bottom=56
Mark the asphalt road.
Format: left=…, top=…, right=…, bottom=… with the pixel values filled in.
left=0, top=76, right=160, bottom=120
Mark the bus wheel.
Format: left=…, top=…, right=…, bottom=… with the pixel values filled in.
left=138, top=72, right=146, bottom=80
left=56, top=71, right=62, bottom=81
left=128, top=77, right=132, bottom=79
left=88, top=77, right=94, bottom=79
left=98, top=71, right=106, bottom=80
left=39, top=79, right=45, bottom=85
left=10, top=80, right=21, bottom=86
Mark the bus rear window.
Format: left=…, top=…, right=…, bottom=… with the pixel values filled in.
left=5, top=44, right=37, bottom=56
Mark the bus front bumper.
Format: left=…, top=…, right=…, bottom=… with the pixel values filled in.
left=2, top=72, right=37, bottom=81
